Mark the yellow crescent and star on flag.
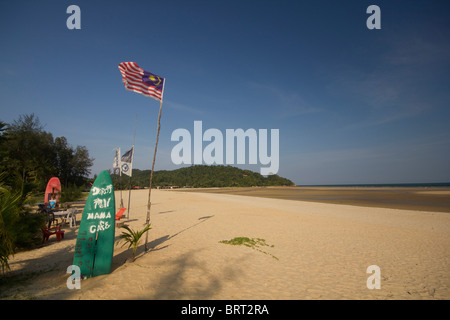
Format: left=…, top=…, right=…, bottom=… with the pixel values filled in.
left=148, top=74, right=161, bottom=86
left=142, top=70, right=164, bottom=90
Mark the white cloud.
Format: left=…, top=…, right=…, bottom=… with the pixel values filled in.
left=325, top=34, right=449, bottom=129
left=384, top=36, right=450, bottom=66
left=247, top=82, right=322, bottom=118
left=164, top=100, right=204, bottom=115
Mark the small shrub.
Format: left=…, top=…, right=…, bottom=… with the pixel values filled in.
left=117, top=223, right=152, bottom=261
left=1, top=178, right=46, bottom=273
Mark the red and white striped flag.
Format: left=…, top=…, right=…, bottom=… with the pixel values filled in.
left=118, top=62, right=165, bottom=102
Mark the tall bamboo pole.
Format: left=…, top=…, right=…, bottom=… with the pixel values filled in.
left=126, top=116, right=137, bottom=221
left=144, top=90, right=164, bottom=252
left=119, top=164, right=124, bottom=208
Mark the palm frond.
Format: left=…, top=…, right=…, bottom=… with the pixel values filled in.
left=116, top=223, right=152, bottom=260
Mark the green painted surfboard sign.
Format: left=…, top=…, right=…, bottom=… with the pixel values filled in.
left=73, top=170, right=116, bottom=279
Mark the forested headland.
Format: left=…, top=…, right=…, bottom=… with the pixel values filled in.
left=112, top=165, right=295, bottom=189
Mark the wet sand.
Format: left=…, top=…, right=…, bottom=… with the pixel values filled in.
left=179, top=186, right=450, bottom=213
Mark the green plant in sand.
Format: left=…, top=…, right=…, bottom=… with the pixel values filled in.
left=0, top=183, right=20, bottom=274
left=117, top=223, right=152, bottom=261
left=1, top=173, right=45, bottom=274
left=219, top=237, right=278, bottom=260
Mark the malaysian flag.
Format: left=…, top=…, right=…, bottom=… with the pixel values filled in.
left=118, top=62, right=165, bottom=102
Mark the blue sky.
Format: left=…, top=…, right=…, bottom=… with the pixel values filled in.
left=1, top=0, right=450, bottom=185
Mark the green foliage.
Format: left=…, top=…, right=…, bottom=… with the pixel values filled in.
left=0, top=113, right=93, bottom=273
left=54, top=137, right=93, bottom=188
left=117, top=223, right=152, bottom=261
left=219, top=237, right=278, bottom=260
left=112, top=165, right=295, bottom=189
left=0, top=114, right=93, bottom=192
left=60, top=183, right=84, bottom=203
left=0, top=181, right=20, bottom=273
left=0, top=174, right=46, bottom=274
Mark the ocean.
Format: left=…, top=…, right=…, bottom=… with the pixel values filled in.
left=297, top=182, right=450, bottom=188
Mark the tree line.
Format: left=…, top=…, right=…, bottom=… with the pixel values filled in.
left=0, top=114, right=94, bottom=192
left=112, top=165, right=295, bottom=189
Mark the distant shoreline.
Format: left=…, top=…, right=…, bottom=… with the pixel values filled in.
left=296, top=182, right=450, bottom=188
left=175, top=185, right=450, bottom=213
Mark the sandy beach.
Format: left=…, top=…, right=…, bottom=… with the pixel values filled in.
left=2, top=188, right=450, bottom=300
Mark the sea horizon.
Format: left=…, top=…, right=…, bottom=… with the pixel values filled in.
left=296, top=182, right=450, bottom=188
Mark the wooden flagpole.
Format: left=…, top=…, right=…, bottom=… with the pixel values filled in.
left=126, top=115, right=137, bottom=221
left=119, top=162, right=124, bottom=208
left=144, top=82, right=165, bottom=252
left=114, top=147, right=124, bottom=208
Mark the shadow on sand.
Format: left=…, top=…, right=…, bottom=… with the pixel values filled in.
left=111, top=215, right=215, bottom=271
left=1, top=214, right=233, bottom=300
